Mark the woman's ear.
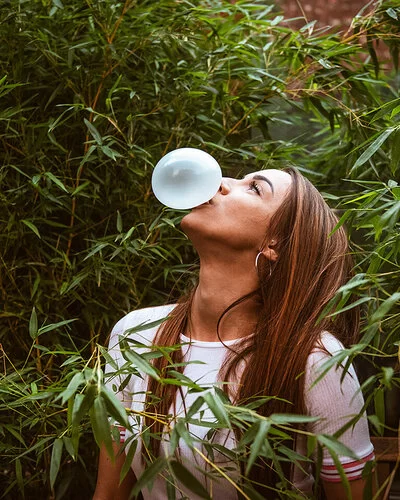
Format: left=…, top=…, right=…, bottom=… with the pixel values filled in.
left=261, top=240, right=278, bottom=262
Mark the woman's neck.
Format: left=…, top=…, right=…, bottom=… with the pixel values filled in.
left=188, top=260, right=260, bottom=342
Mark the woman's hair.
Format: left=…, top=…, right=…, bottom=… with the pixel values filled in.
left=143, top=167, right=359, bottom=494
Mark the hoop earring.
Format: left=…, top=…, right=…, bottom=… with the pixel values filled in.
left=255, top=252, right=262, bottom=269
left=255, top=251, right=273, bottom=277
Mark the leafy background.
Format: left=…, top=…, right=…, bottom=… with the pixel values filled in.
left=0, top=0, right=399, bottom=498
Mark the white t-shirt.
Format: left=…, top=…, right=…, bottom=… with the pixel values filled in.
left=105, top=305, right=374, bottom=499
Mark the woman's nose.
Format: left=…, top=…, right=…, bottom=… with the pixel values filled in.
left=219, top=178, right=232, bottom=195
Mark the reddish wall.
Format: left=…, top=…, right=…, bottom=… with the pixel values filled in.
left=279, top=0, right=374, bottom=29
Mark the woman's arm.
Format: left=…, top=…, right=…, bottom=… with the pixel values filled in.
left=323, top=477, right=369, bottom=500
left=93, top=441, right=136, bottom=500
left=305, top=336, right=375, bottom=498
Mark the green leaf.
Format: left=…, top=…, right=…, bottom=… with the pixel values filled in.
left=327, top=296, right=373, bottom=318
left=123, top=317, right=171, bottom=336
left=350, top=127, right=396, bottom=172
left=84, top=118, right=103, bottom=145
left=270, top=414, right=320, bottom=425
left=90, top=396, right=113, bottom=458
left=307, top=435, right=317, bottom=457
left=202, top=389, right=231, bottom=427
left=173, top=419, right=194, bottom=449
left=29, top=307, right=38, bottom=339
left=370, top=293, right=400, bottom=324
left=44, top=172, right=69, bottom=193
left=21, top=219, right=41, bottom=239
left=245, top=420, right=271, bottom=475
left=17, top=436, right=53, bottom=459
left=317, top=435, right=358, bottom=460
left=4, top=425, right=26, bottom=446
left=169, top=460, right=211, bottom=499
left=58, top=372, right=85, bottom=404
left=381, top=366, right=394, bottom=388
left=101, top=145, right=122, bottom=160
left=186, top=396, right=205, bottom=419
left=72, top=383, right=97, bottom=427
left=50, top=438, right=63, bottom=489
left=15, top=459, right=24, bottom=499
left=131, top=457, right=167, bottom=497
left=123, top=349, right=160, bottom=381
left=316, top=441, right=351, bottom=498
left=60, top=354, right=83, bottom=367
left=390, top=129, right=400, bottom=174
left=101, top=386, right=129, bottom=427
left=37, top=318, right=77, bottom=336
left=374, top=389, right=385, bottom=436
left=117, top=210, right=123, bottom=232
left=120, top=439, right=138, bottom=484
left=62, top=436, right=76, bottom=461
left=83, top=243, right=110, bottom=261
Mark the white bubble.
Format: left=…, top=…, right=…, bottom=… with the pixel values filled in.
left=151, top=148, right=222, bottom=209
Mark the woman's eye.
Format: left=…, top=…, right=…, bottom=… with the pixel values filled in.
left=250, top=181, right=261, bottom=195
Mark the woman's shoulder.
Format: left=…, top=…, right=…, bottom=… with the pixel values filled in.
left=110, top=303, right=177, bottom=344
left=307, top=331, right=345, bottom=365
left=305, top=331, right=357, bottom=385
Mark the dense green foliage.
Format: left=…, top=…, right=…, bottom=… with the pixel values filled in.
left=0, top=0, right=399, bottom=498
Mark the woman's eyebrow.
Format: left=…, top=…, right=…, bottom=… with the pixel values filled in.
left=252, top=174, right=274, bottom=194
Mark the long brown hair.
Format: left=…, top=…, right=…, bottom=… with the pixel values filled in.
left=143, top=167, right=359, bottom=493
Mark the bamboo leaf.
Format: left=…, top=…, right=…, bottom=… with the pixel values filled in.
left=90, top=395, right=113, bottom=458
left=29, top=307, right=38, bottom=339
left=316, top=440, right=351, bottom=498
left=37, top=318, right=77, bottom=336
left=123, top=349, right=160, bottom=381
left=245, top=420, right=270, bottom=475
left=202, top=389, right=231, bottom=428
left=21, top=219, right=41, bottom=239
left=350, top=127, right=396, bottom=172
left=4, top=425, right=26, bottom=446
left=84, top=118, right=103, bottom=145
left=373, top=389, right=385, bottom=436
left=327, top=296, right=373, bottom=318
left=270, top=414, right=320, bottom=425
left=390, top=129, right=400, bottom=174
left=58, top=372, right=85, bottom=404
left=62, top=436, right=76, bottom=461
left=50, top=438, right=63, bottom=489
left=120, top=439, right=138, bottom=484
left=15, top=459, right=24, bottom=499
left=72, top=383, right=97, bottom=427
left=101, top=386, right=129, bottom=427
left=307, top=435, right=317, bottom=457
left=131, top=457, right=167, bottom=497
left=370, top=292, right=400, bottom=324
left=44, top=172, right=69, bottom=193
left=169, top=460, right=211, bottom=499
left=317, top=435, right=359, bottom=460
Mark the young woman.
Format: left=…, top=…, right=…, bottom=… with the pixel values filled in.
left=94, top=167, right=374, bottom=499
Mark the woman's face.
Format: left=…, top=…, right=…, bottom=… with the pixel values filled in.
left=181, top=169, right=292, bottom=253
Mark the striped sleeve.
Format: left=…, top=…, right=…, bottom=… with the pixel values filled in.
left=320, top=450, right=375, bottom=482
left=305, top=333, right=375, bottom=482
left=114, top=424, right=127, bottom=444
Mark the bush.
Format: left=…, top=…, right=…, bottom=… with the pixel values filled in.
left=0, top=0, right=399, bottom=498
